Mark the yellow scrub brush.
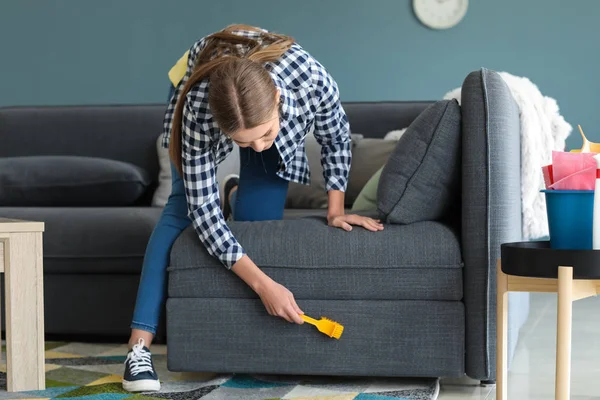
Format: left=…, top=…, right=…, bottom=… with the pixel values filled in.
left=301, top=315, right=344, bottom=339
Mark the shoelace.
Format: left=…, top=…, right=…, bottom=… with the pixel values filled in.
left=126, top=339, right=153, bottom=376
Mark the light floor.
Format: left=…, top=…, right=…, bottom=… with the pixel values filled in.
left=438, top=292, right=600, bottom=399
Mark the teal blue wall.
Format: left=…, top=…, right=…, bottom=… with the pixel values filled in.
left=1, top=0, right=598, bottom=149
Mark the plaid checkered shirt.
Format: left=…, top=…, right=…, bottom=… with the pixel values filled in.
left=162, top=29, right=351, bottom=268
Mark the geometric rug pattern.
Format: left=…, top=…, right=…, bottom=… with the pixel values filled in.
left=0, top=342, right=439, bottom=400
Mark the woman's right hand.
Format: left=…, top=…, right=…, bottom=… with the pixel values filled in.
left=231, top=255, right=304, bottom=324
left=256, top=279, right=304, bottom=324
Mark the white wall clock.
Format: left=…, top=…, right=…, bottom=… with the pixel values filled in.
left=413, top=0, right=468, bottom=30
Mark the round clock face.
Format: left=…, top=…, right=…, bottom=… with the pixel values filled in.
left=413, top=0, right=468, bottom=30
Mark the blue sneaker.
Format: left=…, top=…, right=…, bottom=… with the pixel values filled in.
left=122, top=338, right=161, bottom=392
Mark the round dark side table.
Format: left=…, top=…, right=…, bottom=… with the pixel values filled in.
left=497, top=241, right=600, bottom=400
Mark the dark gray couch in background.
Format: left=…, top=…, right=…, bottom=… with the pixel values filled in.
left=0, top=68, right=529, bottom=382
left=0, top=105, right=165, bottom=337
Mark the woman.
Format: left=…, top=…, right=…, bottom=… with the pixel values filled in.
left=122, top=24, right=384, bottom=392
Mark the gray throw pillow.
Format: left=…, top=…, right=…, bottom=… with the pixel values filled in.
left=377, top=100, right=461, bottom=224
left=0, top=156, right=151, bottom=206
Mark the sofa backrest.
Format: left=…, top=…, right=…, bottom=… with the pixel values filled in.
left=0, top=101, right=434, bottom=192
left=343, top=101, right=433, bottom=138
left=0, top=105, right=166, bottom=185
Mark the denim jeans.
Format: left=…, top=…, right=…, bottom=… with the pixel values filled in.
left=130, top=163, right=191, bottom=334
left=232, top=145, right=289, bottom=221
left=130, top=145, right=289, bottom=334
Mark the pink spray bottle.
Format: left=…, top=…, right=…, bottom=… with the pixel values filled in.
left=593, top=154, right=600, bottom=249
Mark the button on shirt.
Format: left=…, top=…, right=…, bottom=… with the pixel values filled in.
left=162, top=29, right=351, bottom=268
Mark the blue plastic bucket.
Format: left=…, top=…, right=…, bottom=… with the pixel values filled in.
left=542, top=190, right=594, bottom=249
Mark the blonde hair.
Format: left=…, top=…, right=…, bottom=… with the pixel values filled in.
left=169, top=25, right=294, bottom=175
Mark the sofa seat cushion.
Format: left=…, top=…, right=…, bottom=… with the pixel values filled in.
left=0, top=207, right=162, bottom=274
left=168, top=219, right=463, bottom=301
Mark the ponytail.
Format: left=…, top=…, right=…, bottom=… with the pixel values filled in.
left=169, top=57, right=233, bottom=175
left=169, top=26, right=294, bottom=176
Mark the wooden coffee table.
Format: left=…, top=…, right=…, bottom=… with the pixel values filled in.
left=0, top=218, right=45, bottom=392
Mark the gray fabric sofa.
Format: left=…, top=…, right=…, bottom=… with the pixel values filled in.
left=0, top=68, right=529, bottom=382
left=0, top=101, right=430, bottom=339
left=166, top=68, right=529, bottom=381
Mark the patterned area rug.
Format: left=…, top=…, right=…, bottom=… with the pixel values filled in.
left=0, top=342, right=439, bottom=400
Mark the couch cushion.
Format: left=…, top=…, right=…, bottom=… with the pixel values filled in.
left=351, top=167, right=383, bottom=212
left=0, top=207, right=162, bottom=273
left=0, top=156, right=151, bottom=207
left=286, top=135, right=395, bottom=209
left=286, top=134, right=361, bottom=210
left=346, top=138, right=397, bottom=207
left=377, top=100, right=461, bottom=224
left=285, top=135, right=329, bottom=210
left=151, top=135, right=172, bottom=207
left=152, top=134, right=242, bottom=207
left=168, top=219, right=463, bottom=301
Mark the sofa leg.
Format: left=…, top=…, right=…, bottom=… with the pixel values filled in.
left=480, top=380, right=496, bottom=386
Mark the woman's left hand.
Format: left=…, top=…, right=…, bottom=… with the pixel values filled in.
left=327, top=214, right=384, bottom=232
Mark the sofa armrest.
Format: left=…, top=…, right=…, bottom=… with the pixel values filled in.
left=461, top=69, right=522, bottom=380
